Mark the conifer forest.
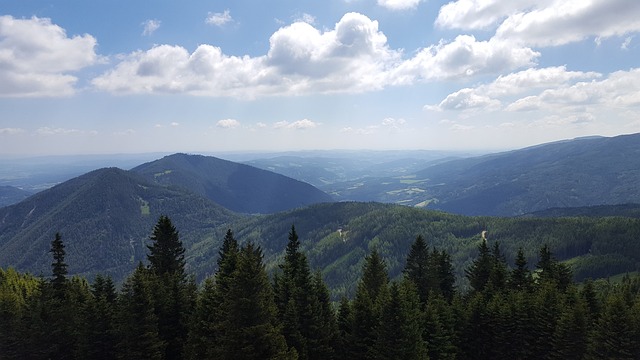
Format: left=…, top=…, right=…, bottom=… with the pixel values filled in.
left=2, top=215, right=640, bottom=360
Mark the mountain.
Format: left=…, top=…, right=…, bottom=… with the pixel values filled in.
left=418, top=133, right=640, bottom=216
left=524, top=203, right=640, bottom=218
left=131, top=153, right=333, bottom=214
left=319, top=133, right=640, bottom=216
left=242, top=150, right=472, bottom=188
left=0, top=186, right=32, bottom=207
left=0, top=167, right=239, bottom=281
left=189, top=201, right=640, bottom=298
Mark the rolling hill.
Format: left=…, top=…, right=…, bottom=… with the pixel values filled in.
left=0, top=167, right=239, bottom=281
left=131, top=153, right=333, bottom=214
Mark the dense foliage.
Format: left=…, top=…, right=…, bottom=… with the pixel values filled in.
left=2, top=216, right=640, bottom=359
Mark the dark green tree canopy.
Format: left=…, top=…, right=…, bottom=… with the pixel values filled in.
left=147, top=215, right=186, bottom=277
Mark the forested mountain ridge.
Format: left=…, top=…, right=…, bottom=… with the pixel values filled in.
left=190, top=202, right=640, bottom=298
left=131, top=153, right=333, bottom=214
left=0, top=185, right=32, bottom=207
left=319, top=133, right=640, bottom=216
left=0, top=167, right=239, bottom=281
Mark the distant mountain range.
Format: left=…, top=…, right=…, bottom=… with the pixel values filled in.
left=0, top=186, right=32, bottom=207
left=1, top=136, right=640, bottom=292
left=311, top=133, right=640, bottom=216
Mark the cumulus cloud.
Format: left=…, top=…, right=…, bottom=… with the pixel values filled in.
left=437, top=0, right=640, bottom=48
left=382, top=117, right=406, bottom=129
left=378, top=0, right=422, bottom=11
left=294, top=13, right=316, bottom=25
left=142, top=19, right=161, bottom=36
left=507, top=68, right=640, bottom=111
left=435, top=0, right=552, bottom=30
left=206, top=10, right=233, bottom=27
left=429, top=66, right=601, bottom=111
left=494, top=0, right=640, bottom=47
left=0, top=15, right=98, bottom=97
left=36, top=127, right=97, bottom=136
left=274, top=119, right=318, bottom=130
left=216, top=119, right=241, bottom=128
left=394, top=35, right=539, bottom=82
left=0, top=128, right=25, bottom=135
left=92, top=12, right=546, bottom=98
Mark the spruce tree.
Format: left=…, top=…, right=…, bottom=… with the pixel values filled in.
left=147, top=215, right=185, bottom=277
left=146, top=215, right=193, bottom=360
left=376, top=281, right=428, bottom=360
left=509, top=248, right=533, bottom=291
left=221, top=242, right=295, bottom=360
left=465, top=238, right=493, bottom=293
left=351, top=249, right=389, bottom=359
left=186, top=229, right=239, bottom=360
left=116, top=263, right=164, bottom=360
left=50, top=232, right=68, bottom=299
left=274, top=225, right=321, bottom=360
left=404, top=235, right=432, bottom=304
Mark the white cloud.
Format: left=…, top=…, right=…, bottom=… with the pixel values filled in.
left=436, top=88, right=502, bottom=111
left=206, top=10, right=233, bottom=27
left=495, top=0, right=640, bottom=47
left=508, top=68, right=640, bottom=110
left=92, top=12, right=543, bottom=98
left=622, top=36, right=634, bottom=50
left=0, top=128, right=25, bottom=135
left=274, top=119, right=319, bottom=130
left=435, top=0, right=546, bottom=30
left=382, top=117, right=406, bottom=129
left=216, top=119, right=241, bottom=128
left=378, top=0, right=422, bottom=11
left=0, top=16, right=98, bottom=97
left=430, top=66, right=601, bottom=111
left=142, top=19, right=161, bottom=36
left=36, top=127, right=97, bottom=136
left=294, top=13, right=316, bottom=25
left=394, top=35, right=539, bottom=83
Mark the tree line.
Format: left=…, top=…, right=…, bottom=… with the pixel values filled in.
left=1, top=215, right=640, bottom=359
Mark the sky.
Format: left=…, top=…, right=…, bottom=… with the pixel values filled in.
left=1, top=0, right=639, bottom=156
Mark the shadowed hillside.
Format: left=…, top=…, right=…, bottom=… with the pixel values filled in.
left=132, top=153, right=333, bottom=214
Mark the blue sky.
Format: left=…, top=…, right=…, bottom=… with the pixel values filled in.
left=1, top=0, right=639, bottom=155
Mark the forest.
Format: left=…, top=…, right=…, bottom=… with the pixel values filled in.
left=1, top=215, right=640, bottom=360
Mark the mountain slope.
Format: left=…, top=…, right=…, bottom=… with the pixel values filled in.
left=188, top=201, right=640, bottom=298
left=417, top=133, right=640, bottom=215
left=0, top=167, right=239, bottom=281
left=131, top=153, right=333, bottom=214
left=0, top=186, right=32, bottom=207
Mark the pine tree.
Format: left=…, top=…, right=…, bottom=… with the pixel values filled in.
left=351, top=249, right=389, bottom=360
left=308, top=271, right=338, bottom=360
left=147, top=215, right=185, bottom=277
left=116, top=263, right=164, bottom=360
left=50, top=232, right=68, bottom=299
left=221, top=242, right=295, bottom=360
left=550, top=289, right=588, bottom=360
left=588, top=291, right=638, bottom=359
left=77, top=274, right=118, bottom=360
left=376, top=281, right=428, bottom=360
left=186, top=229, right=239, bottom=360
left=274, top=225, right=323, bottom=360
left=465, top=239, right=493, bottom=293
left=336, top=297, right=355, bottom=359
left=146, top=215, right=193, bottom=360
left=404, top=235, right=432, bottom=304
left=423, top=291, right=457, bottom=360
left=509, top=248, right=533, bottom=292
